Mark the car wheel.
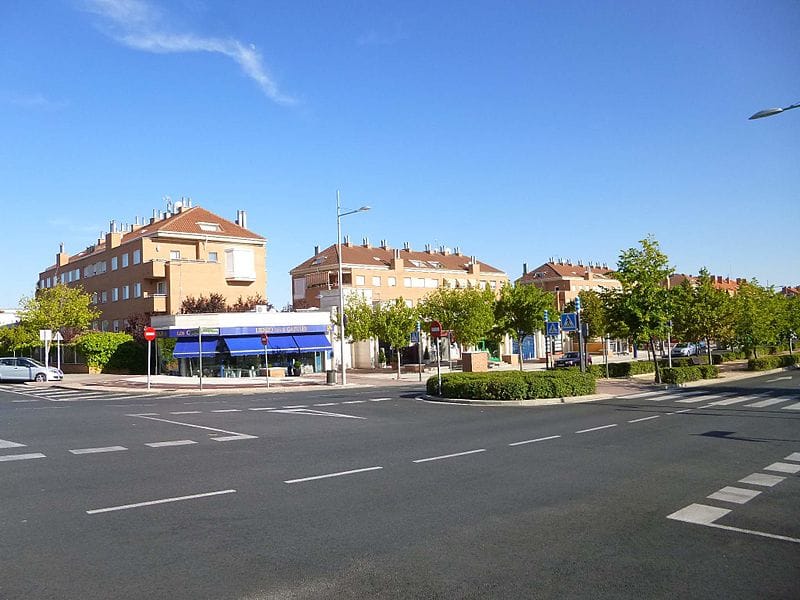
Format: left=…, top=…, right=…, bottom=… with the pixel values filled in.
left=34, top=373, right=47, bottom=382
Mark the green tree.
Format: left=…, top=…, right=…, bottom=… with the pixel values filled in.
left=373, top=298, right=418, bottom=379
left=733, top=280, right=780, bottom=358
left=180, top=293, right=228, bottom=313
left=417, top=287, right=496, bottom=349
left=785, top=295, right=800, bottom=354
left=574, top=290, right=609, bottom=339
left=18, top=284, right=99, bottom=341
left=493, top=283, right=554, bottom=370
left=670, top=268, right=735, bottom=364
left=0, top=324, right=39, bottom=355
left=607, top=236, right=673, bottom=382
left=341, top=294, right=376, bottom=343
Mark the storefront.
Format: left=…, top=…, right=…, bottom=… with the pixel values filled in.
left=151, top=311, right=334, bottom=378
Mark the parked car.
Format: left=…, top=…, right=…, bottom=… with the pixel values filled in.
left=0, top=357, right=63, bottom=382
left=554, top=352, right=591, bottom=368
left=671, top=343, right=698, bottom=357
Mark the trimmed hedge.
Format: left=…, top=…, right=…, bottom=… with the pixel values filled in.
left=426, top=370, right=596, bottom=400
left=747, top=354, right=798, bottom=371
left=660, top=365, right=719, bottom=384
left=712, top=351, right=746, bottom=365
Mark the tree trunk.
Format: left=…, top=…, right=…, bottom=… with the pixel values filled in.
left=706, top=336, right=712, bottom=366
left=517, top=333, right=524, bottom=371
left=396, top=348, right=402, bottom=380
left=650, top=336, right=661, bottom=383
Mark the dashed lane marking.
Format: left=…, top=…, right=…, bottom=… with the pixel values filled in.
left=69, top=446, right=128, bottom=455
left=667, top=408, right=693, bottom=415
left=739, top=473, right=786, bottom=487
left=145, top=440, right=197, bottom=448
left=412, top=449, right=486, bottom=463
left=0, top=439, right=26, bottom=449
left=342, top=400, right=366, bottom=404
left=211, top=434, right=258, bottom=442
left=284, top=466, right=383, bottom=484
left=628, top=415, right=661, bottom=423
left=0, top=453, right=46, bottom=462
left=86, top=489, right=236, bottom=515
left=575, top=424, right=617, bottom=434
left=764, top=462, right=800, bottom=474
left=170, top=411, right=202, bottom=415
left=211, top=409, right=242, bottom=413
left=707, top=486, right=762, bottom=504
left=369, top=397, right=391, bottom=402
left=509, top=435, right=561, bottom=446
left=281, top=405, right=308, bottom=409
left=313, top=403, right=337, bottom=406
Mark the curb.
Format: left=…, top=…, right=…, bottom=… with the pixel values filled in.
left=420, top=393, right=615, bottom=407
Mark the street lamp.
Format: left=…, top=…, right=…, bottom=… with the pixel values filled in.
left=336, top=190, right=370, bottom=385
left=749, top=101, right=800, bottom=120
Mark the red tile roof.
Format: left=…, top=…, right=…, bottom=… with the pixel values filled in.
left=518, top=261, right=616, bottom=284
left=291, top=243, right=506, bottom=275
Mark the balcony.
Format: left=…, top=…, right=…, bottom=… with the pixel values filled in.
left=143, top=260, right=166, bottom=279
left=143, top=293, right=167, bottom=313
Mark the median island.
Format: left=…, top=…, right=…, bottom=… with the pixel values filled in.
left=427, top=370, right=596, bottom=401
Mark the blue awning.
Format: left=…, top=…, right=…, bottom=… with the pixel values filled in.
left=173, top=338, right=218, bottom=359
left=267, top=335, right=300, bottom=353
left=292, top=333, right=332, bottom=352
left=223, top=336, right=264, bottom=356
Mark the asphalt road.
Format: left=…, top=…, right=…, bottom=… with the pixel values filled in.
left=1, top=372, right=798, bottom=599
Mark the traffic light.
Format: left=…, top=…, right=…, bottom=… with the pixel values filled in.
left=575, top=295, right=581, bottom=311
left=544, top=309, right=549, bottom=322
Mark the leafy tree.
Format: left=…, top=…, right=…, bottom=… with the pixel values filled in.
left=417, top=287, right=495, bottom=349
left=493, top=283, right=554, bottom=370
left=230, top=294, right=273, bottom=312
left=574, top=290, right=610, bottom=339
left=0, top=325, right=39, bottom=355
left=607, top=236, right=673, bottom=382
left=342, top=294, right=376, bottom=343
left=73, top=331, right=138, bottom=371
left=180, top=293, right=228, bottom=313
left=373, top=298, right=418, bottom=379
left=670, top=268, right=735, bottom=363
left=124, top=312, right=152, bottom=344
left=18, top=284, right=99, bottom=341
left=733, top=280, right=780, bottom=358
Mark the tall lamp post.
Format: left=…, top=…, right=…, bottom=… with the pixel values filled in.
left=336, top=190, right=370, bottom=386
left=749, top=101, right=799, bottom=120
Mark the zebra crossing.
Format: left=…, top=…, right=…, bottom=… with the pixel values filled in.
left=617, top=389, right=800, bottom=411
left=2, top=386, right=191, bottom=403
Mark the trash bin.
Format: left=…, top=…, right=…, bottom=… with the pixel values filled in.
left=326, top=370, right=336, bottom=385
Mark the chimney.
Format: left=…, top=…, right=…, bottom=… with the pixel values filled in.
left=56, top=243, right=69, bottom=267
left=403, top=241, right=410, bottom=251
left=380, top=239, right=390, bottom=250
left=314, top=245, right=320, bottom=255
left=344, top=235, right=352, bottom=247
left=425, top=243, right=432, bottom=253
left=393, top=248, right=400, bottom=259
left=454, top=246, right=461, bottom=256
left=523, top=262, right=528, bottom=275
left=362, top=236, right=371, bottom=248
left=236, top=210, right=248, bottom=229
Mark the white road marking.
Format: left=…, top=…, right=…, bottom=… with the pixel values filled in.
left=784, top=452, right=800, bottom=462
left=281, top=405, right=308, bottom=409
left=509, top=435, right=561, bottom=446
left=170, top=411, right=201, bottom=415
left=746, top=397, right=789, bottom=408
left=284, top=466, right=383, bottom=484
left=12, top=399, right=38, bottom=403
left=0, top=439, right=26, bottom=449
left=781, top=402, right=800, bottom=411
left=369, top=397, right=391, bottom=402
left=86, top=489, right=236, bottom=514
left=70, top=446, right=127, bottom=455
left=129, top=412, right=160, bottom=416
left=645, top=393, right=687, bottom=402
left=707, top=486, right=762, bottom=504
left=211, top=434, right=258, bottom=442
left=575, top=424, right=617, bottom=434
left=708, top=396, right=758, bottom=406
left=413, top=449, right=486, bottom=463
left=0, top=453, right=46, bottom=462
left=739, top=473, right=785, bottom=487
left=766, top=376, right=793, bottom=382
left=618, top=391, right=663, bottom=399
left=127, top=414, right=257, bottom=438
left=313, top=402, right=337, bottom=406
left=628, top=415, right=661, bottom=423
left=676, top=394, right=721, bottom=404
left=248, top=407, right=276, bottom=411
left=272, top=408, right=366, bottom=420
left=667, top=503, right=731, bottom=525
left=668, top=408, right=693, bottom=415
left=764, top=462, right=800, bottom=474
left=145, top=440, right=197, bottom=448
left=211, top=409, right=242, bottom=413
left=342, top=400, right=366, bottom=404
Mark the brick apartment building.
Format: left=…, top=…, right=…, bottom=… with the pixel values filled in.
left=290, top=238, right=509, bottom=309
left=668, top=274, right=741, bottom=295
left=37, top=201, right=266, bottom=332
left=516, top=258, right=622, bottom=310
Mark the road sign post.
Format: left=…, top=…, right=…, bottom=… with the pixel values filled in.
left=39, top=330, right=52, bottom=369
left=417, top=322, right=423, bottom=382
left=143, top=327, right=156, bottom=390
left=430, top=321, right=442, bottom=395
left=53, top=331, right=64, bottom=371
left=261, top=333, right=270, bottom=388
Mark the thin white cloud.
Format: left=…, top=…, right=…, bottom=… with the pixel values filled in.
left=2, top=92, right=67, bottom=110
left=81, top=0, right=294, bottom=105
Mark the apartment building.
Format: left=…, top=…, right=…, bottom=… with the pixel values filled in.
left=668, top=274, right=741, bottom=295
left=517, top=258, right=621, bottom=310
left=37, top=202, right=266, bottom=332
left=290, top=238, right=509, bottom=309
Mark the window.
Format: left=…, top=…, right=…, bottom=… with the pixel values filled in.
left=405, top=299, right=413, bottom=308
left=403, top=277, right=412, bottom=287
left=170, top=250, right=181, bottom=260
left=101, top=320, right=109, bottom=332
left=111, top=256, right=118, bottom=270
left=355, top=275, right=365, bottom=286
left=91, top=292, right=98, bottom=305
left=197, top=222, right=221, bottom=232
left=208, top=251, right=218, bottom=263
left=122, top=285, right=130, bottom=300
left=388, top=277, right=396, bottom=287
left=112, top=288, right=119, bottom=302
left=414, top=278, right=425, bottom=288
left=133, top=250, right=141, bottom=264
left=112, top=320, right=119, bottom=332
left=155, top=281, right=166, bottom=295
left=371, top=276, right=381, bottom=286
left=425, top=278, right=438, bottom=288
left=46, top=277, right=51, bottom=287
left=122, top=253, right=129, bottom=268
left=293, top=277, right=306, bottom=299
left=101, top=291, right=108, bottom=303
left=134, top=282, right=142, bottom=298
left=73, top=268, right=80, bottom=281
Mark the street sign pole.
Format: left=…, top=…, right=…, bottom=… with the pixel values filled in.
left=261, top=333, right=270, bottom=388
left=604, top=333, right=610, bottom=378
left=543, top=310, right=549, bottom=370
left=417, top=322, right=422, bottom=382
left=198, top=329, right=203, bottom=391
left=430, top=321, right=442, bottom=395
left=143, top=327, right=156, bottom=391
left=147, top=340, right=152, bottom=390
left=575, top=295, right=586, bottom=373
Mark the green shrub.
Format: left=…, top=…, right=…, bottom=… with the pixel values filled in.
left=73, top=332, right=147, bottom=373
left=698, top=365, right=720, bottom=379
left=661, top=364, right=720, bottom=384
left=747, top=354, right=798, bottom=371
left=427, top=370, right=595, bottom=400
left=712, top=350, right=746, bottom=364
left=588, top=364, right=606, bottom=378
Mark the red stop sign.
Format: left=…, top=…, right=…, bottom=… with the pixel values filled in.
left=260, top=333, right=269, bottom=346
left=429, top=320, right=442, bottom=338
left=143, top=327, right=156, bottom=342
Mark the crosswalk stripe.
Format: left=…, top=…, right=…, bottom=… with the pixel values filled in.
left=738, top=473, right=785, bottom=487
left=708, top=395, right=759, bottom=406
left=781, top=402, right=800, bottom=411
left=747, top=397, right=790, bottom=408
left=707, top=486, right=761, bottom=504
left=0, top=439, right=26, bottom=449
left=676, top=394, right=722, bottom=404
left=618, top=391, right=663, bottom=399
left=0, top=453, right=46, bottom=462
left=69, top=446, right=127, bottom=455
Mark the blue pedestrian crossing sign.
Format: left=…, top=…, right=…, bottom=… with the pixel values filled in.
left=546, top=321, right=561, bottom=336
left=561, top=313, right=578, bottom=332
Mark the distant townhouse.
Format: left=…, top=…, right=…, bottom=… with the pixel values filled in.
left=36, top=201, right=266, bottom=332
left=668, top=274, right=742, bottom=295
left=516, top=258, right=621, bottom=310
left=290, top=237, right=509, bottom=309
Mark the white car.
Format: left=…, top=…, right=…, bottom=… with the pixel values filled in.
left=671, top=343, right=698, bottom=357
left=0, top=357, right=64, bottom=382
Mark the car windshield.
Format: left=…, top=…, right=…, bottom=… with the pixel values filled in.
left=563, top=352, right=580, bottom=358
left=22, top=358, right=44, bottom=367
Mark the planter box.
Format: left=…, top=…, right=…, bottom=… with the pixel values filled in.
left=462, top=352, right=489, bottom=372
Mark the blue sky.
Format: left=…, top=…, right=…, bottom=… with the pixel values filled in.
left=1, top=0, right=798, bottom=309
